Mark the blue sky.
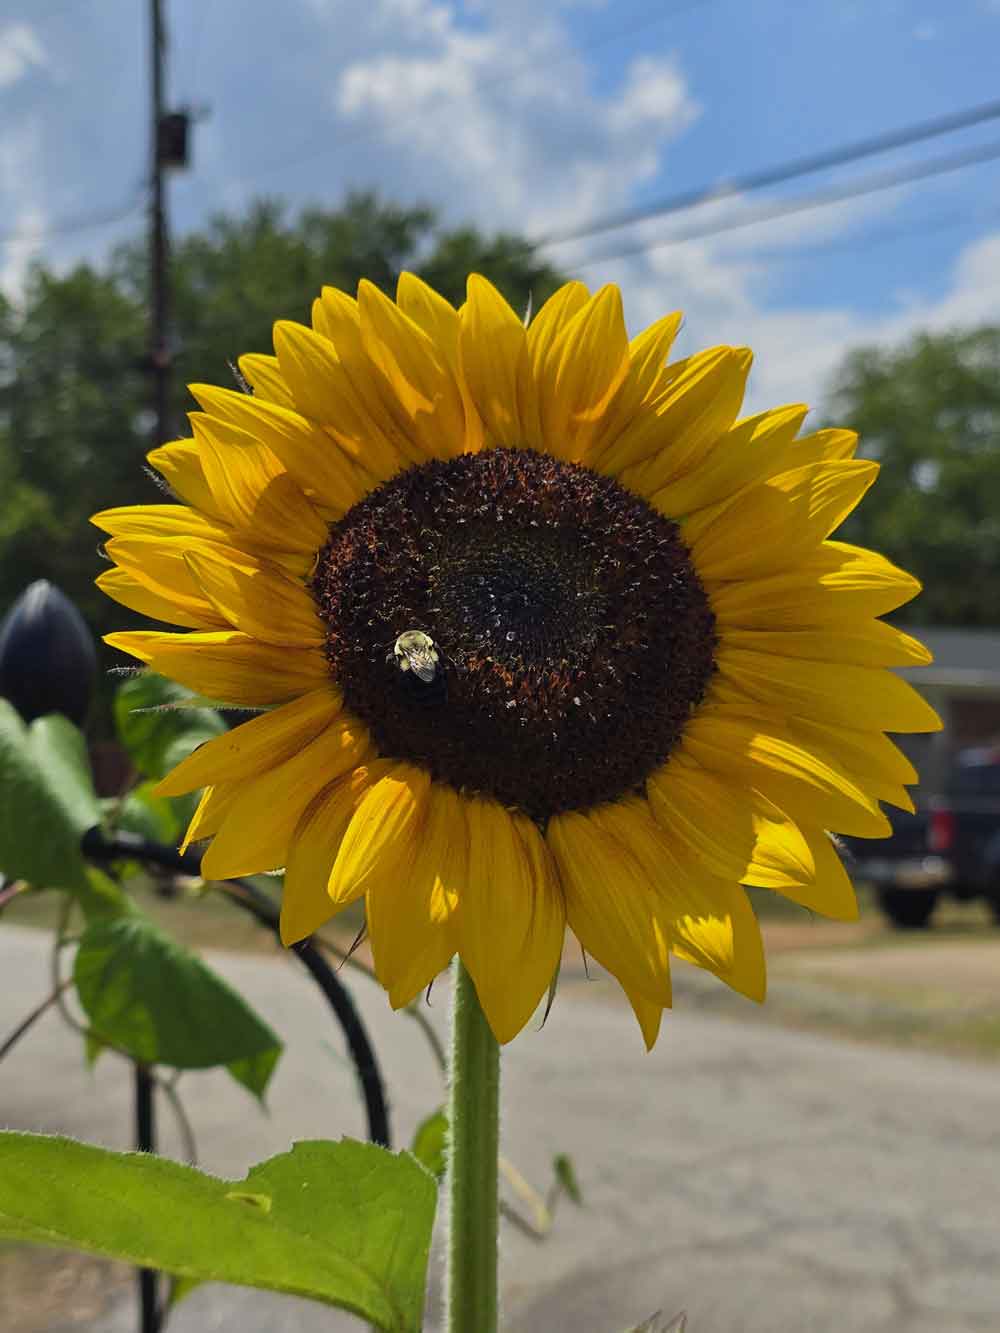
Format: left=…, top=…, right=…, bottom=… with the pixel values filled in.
left=2, top=0, right=1000, bottom=413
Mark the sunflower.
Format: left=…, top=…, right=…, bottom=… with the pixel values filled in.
left=94, top=274, right=938, bottom=1048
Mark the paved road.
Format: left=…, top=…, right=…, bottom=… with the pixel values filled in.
left=1, top=924, right=999, bottom=1333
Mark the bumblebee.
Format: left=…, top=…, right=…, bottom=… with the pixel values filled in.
left=388, top=629, right=446, bottom=703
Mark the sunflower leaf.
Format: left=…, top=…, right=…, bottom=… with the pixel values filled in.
left=73, top=913, right=282, bottom=1091
left=0, top=1133, right=436, bottom=1331
left=114, top=672, right=226, bottom=780
left=410, top=1108, right=448, bottom=1179
left=0, top=702, right=99, bottom=893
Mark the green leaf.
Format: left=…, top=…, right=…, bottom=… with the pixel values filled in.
left=0, top=702, right=99, bottom=892
left=114, top=779, right=183, bottom=844
left=0, top=1133, right=436, bottom=1332
left=410, top=1109, right=448, bottom=1180
left=114, top=673, right=225, bottom=780
left=74, top=866, right=136, bottom=923
left=73, top=914, right=282, bottom=1091
left=227, top=1046, right=282, bottom=1101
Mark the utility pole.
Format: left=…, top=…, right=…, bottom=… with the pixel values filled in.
left=148, top=0, right=189, bottom=450
left=149, top=0, right=170, bottom=450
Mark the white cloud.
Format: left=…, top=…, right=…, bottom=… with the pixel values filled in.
left=608, top=55, right=698, bottom=134
left=332, top=1, right=699, bottom=236
left=0, top=22, right=47, bottom=90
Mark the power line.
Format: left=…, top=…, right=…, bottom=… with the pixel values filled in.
left=241, top=0, right=714, bottom=181
left=567, top=136, right=1000, bottom=271
left=0, top=193, right=145, bottom=250
left=535, top=95, right=1000, bottom=250
left=733, top=202, right=1000, bottom=267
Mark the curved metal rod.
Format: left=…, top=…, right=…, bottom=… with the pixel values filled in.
left=81, top=827, right=391, bottom=1148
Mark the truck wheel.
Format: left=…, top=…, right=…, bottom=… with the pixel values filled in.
left=877, top=887, right=938, bottom=929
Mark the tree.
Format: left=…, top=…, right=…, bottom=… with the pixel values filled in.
left=826, top=326, right=1000, bottom=627
left=0, top=193, right=567, bottom=730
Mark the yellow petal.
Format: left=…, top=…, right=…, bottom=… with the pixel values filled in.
left=328, top=763, right=432, bottom=907
left=366, top=781, right=464, bottom=1009
left=723, top=621, right=932, bottom=669
left=188, top=385, right=366, bottom=517
left=788, top=714, right=918, bottom=788
left=103, top=535, right=235, bottom=629
left=578, top=311, right=684, bottom=468
left=538, top=285, right=630, bottom=460
left=358, top=279, right=468, bottom=459
left=601, top=346, right=751, bottom=482
left=200, top=716, right=371, bottom=879
left=155, top=687, right=343, bottom=797
left=179, top=783, right=239, bottom=854
left=459, top=274, right=540, bottom=448
left=92, top=504, right=235, bottom=545
left=624, top=312, right=685, bottom=405
left=649, top=404, right=807, bottom=518
left=620, top=980, right=665, bottom=1051
left=279, top=759, right=398, bottom=945
left=273, top=319, right=410, bottom=479
left=396, top=272, right=461, bottom=369
left=646, top=756, right=755, bottom=879
left=710, top=541, right=922, bottom=628
left=396, top=272, right=485, bottom=454
left=689, top=460, right=879, bottom=580
left=190, top=414, right=328, bottom=555
left=184, top=547, right=324, bottom=646
left=460, top=801, right=565, bottom=1043
left=237, top=353, right=295, bottom=409
left=716, top=647, right=942, bottom=734
left=147, top=440, right=226, bottom=522
left=547, top=808, right=672, bottom=1005
left=590, top=797, right=765, bottom=1002
left=305, top=289, right=435, bottom=471
left=682, top=710, right=891, bottom=838
left=96, top=566, right=224, bottom=631
left=705, top=676, right=919, bottom=814
left=104, top=630, right=329, bottom=707
left=525, top=281, right=590, bottom=374
left=745, top=798, right=859, bottom=921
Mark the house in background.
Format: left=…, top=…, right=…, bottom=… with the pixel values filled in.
left=898, top=627, right=1000, bottom=794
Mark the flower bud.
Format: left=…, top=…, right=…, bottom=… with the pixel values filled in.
left=0, top=581, right=97, bottom=726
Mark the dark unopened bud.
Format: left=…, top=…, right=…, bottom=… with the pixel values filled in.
left=0, top=581, right=97, bottom=726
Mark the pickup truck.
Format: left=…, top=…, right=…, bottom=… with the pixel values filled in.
left=840, top=744, right=1000, bottom=928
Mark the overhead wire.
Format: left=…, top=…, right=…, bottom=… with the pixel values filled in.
left=565, top=137, right=1000, bottom=271
left=0, top=191, right=146, bottom=251
left=535, top=95, right=1000, bottom=250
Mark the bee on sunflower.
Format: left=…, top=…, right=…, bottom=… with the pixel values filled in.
left=94, top=274, right=938, bottom=1048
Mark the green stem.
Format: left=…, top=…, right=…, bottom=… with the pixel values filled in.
left=446, top=957, right=500, bottom=1333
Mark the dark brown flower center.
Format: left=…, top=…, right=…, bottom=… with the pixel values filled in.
left=311, top=448, right=715, bottom=822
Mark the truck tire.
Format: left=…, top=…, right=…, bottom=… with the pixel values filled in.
left=877, top=887, right=938, bottom=929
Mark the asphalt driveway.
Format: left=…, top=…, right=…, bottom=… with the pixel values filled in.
left=1, top=925, right=999, bottom=1332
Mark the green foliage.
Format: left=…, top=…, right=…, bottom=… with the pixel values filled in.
left=111, top=779, right=184, bottom=845
left=0, top=1133, right=436, bottom=1331
left=113, top=671, right=226, bottom=779
left=73, top=912, right=281, bottom=1097
left=0, top=702, right=99, bottom=892
left=410, top=1108, right=448, bottom=1180
left=827, top=325, right=1000, bottom=626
